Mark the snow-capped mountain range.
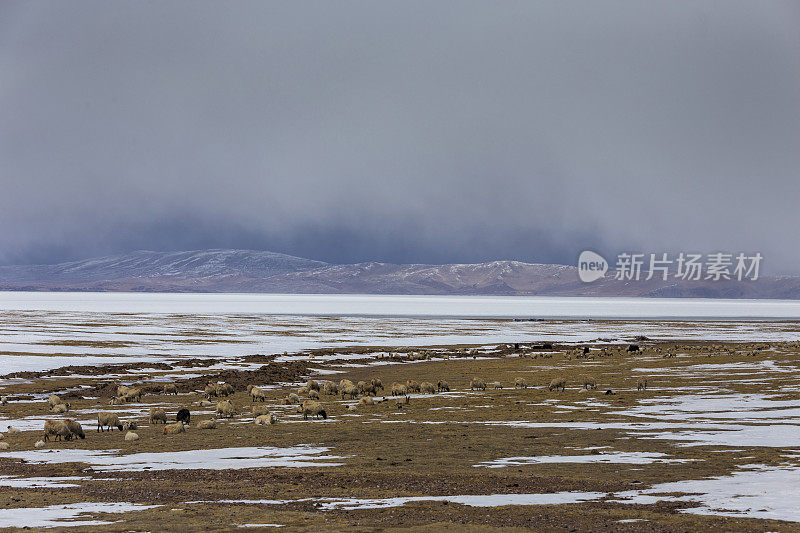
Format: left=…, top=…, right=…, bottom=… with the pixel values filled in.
left=1, top=249, right=798, bottom=298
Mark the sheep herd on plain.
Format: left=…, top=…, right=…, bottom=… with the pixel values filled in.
left=0, top=344, right=661, bottom=450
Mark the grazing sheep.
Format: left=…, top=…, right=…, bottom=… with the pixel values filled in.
left=121, top=388, right=142, bottom=403
left=196, top=419, right=217, bottom=430
left=340, top=383, right=359, bottom=400
left=637, top=378, right=648, bottom=391
left=437, top=380, right=450, bottom=392
left=218, top=383, right=234, bottom=397
left=149, top=408, right=167, bottom=425
left=548, top=378, right=567, bottom=392
left=339, top=379, right=355, bottom=390
left=297, top=386, right=310, bottom=395
left=252, top=404, right=272, bottom=417
left=582, top=377, right=597, bottom=390
left=419, top=382, right=436, bottom=394
left=470, top=378, right=487, bottom=391
left=322, top=381, right=339, bottom=395
left=514, top=378, right=527, bottom=389
left=116, top=385, right=132, bottom=397
left=357, top=381, right=377, bottom=396
left=371, top=378, right=384, bottom=392
left=163, top=383, right=178, bottom=395
left=122, top=421, right=137, bottom=431
left=43, top=420, right=72, bottom=442
left=64, top=419, right=85, bottom=440
left=48, top=395, right=63, bottom=408
left=163, top=422, right=186, bottom=435
left=204, top=383, right=219, bottom=398
left=0, top=442, right=9, bottom=450
left=6, top=426, right=20, bottom=435
left=299, top=400, right=327, bottom=420
left=97, top=412, right=124, bottom=432
left=35, top=440, right=45, bottom=449
left=306, top=380, right=320, bottom=392
left=284, top=393, right=301, bottom=405
left=248, top=385, right=268, bottom=402
left=254, top=413, right=278, bottom=426
left=406, top=380, right=421, bottom=393
left=124, top=431, right=139, bottom=441
left=308, top=390, right=320, bottom=400
left=391, top=382, right=408, bottom=396
left=176, top=408, right=191, bottom=425
left=490, top=381, right=503, bottom=390
left=51, top=402, right=71, bottom=414
left=216, top=400, right=236, bottom=418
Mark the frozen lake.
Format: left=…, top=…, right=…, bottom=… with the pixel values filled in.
left=2, top=292, right=800, bottom=319
left=2, top=292, right=800, bottom=375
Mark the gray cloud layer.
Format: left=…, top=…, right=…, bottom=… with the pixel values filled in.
left=1, top=2, right=799, bottom=271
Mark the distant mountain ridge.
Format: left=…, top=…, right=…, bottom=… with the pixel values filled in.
left=1, top=249, right=799, bottom=298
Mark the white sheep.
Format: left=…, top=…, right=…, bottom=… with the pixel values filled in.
left=419, top=382, right=436, bottom=394
left=97, top=412, right=123, bottom=432
left=196, top=419, right=217, bottom=430
left=216, top=400, right=235, bottom=418
left=391, top=382, right=408, bottom=396
left=48, top=395, right=63, bottom=408
left=470, top=378, right=487, bottom=391
left=124, top=431, right=140, bottom=441
left=64, top=419, right=85, bottom=440
left=51, top=403, right=71, bottom=414
left=254, top=413, right=278, bottom=425
left=248, top=385, right=268, bottom=402
left=43, top=420, right=71, bottom=442
left=163, top=422, right=186, bottom=435
left=298, top=400, right=327, bottom=420
left=149, top=408, right=167, bottom=424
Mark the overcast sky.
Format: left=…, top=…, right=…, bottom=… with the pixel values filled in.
left=1, top=2, right=799, bottom=272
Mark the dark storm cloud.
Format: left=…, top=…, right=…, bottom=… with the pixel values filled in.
left=1, top=2, right=799, bottom=271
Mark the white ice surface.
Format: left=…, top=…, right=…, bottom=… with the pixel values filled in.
left=0, top=445, right=345, bottom=470
left=475, top=452, right=697, bottom=468
left=0, top=502, right=158, bottom=528
left=613, top=464, right=800, bottom=522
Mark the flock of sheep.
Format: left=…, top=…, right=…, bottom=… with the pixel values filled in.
left=0, top=348, right=655, bottom=450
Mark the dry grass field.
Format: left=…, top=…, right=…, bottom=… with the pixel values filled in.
left=1, top=332, right=800, bottom=531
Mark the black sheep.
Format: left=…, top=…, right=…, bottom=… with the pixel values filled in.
left=176, top=408, right=190, bottom=424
